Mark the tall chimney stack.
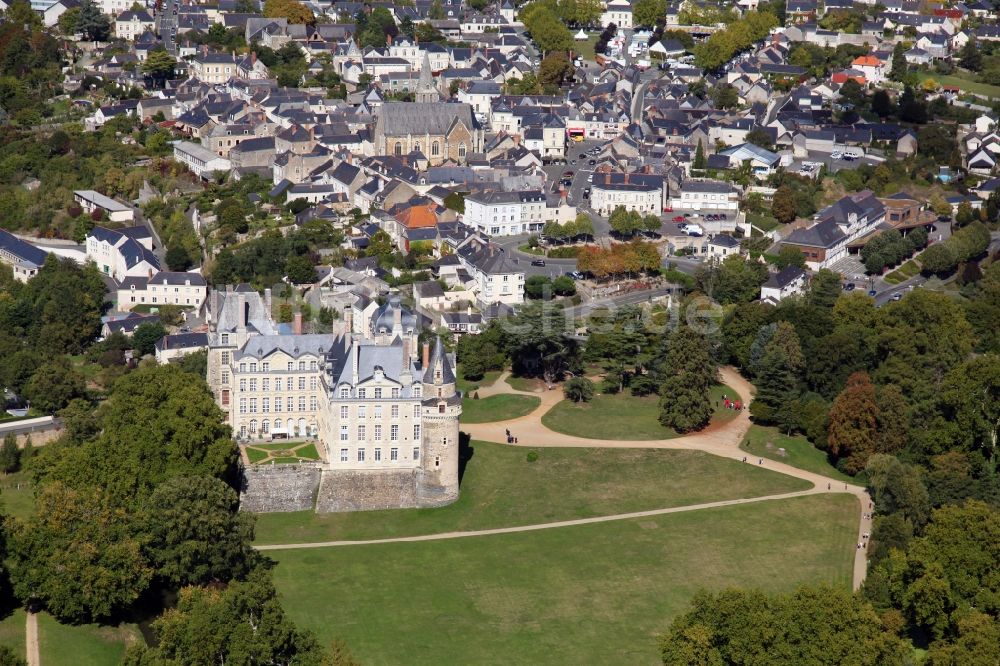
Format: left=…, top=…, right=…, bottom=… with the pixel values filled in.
left=422, top=341, right=430, bottom=369
left=293, top=312, right=303, bottom=335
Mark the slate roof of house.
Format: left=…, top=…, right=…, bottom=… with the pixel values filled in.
left=0, top=229, right=48, bottom=267
left=783, top=218, right=846, bottom=248
left=378, top=102, right=479, bottom=136
left=156, top=332, right=208, bottom=352
left=763, top=266, right=807, bottom=288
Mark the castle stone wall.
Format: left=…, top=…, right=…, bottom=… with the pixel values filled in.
left=240, top=464, right=320, bottom=513
left=315, top=468, right=420, bottom=513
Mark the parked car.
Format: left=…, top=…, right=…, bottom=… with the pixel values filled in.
left=582, top=188, right=590, bottom=198
left=663, top=206, right=673, bottom=212
left=672, top=215, right=685, bottom=222
left=531, top=259, right=546, bottom=267
left=568, top=271, right=585, bottom=279
left=588, top=159, right=596, bottom=165
left=831, top=151, right=843, bottom=159
left=843, top=282, right=856, bottom=292
left=891, top=292, right=903, bottom=302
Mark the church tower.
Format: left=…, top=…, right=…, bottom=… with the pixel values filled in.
left=415, top=52, right=441, bottom=104
left=417, top=337, right=460, bottom=505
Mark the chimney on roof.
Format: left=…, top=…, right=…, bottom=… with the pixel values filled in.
left=387, top=33, right=392, bottom=46
left=512, top=134, right=520, bottom=145
left=202, top=44, right=208, bottom=57
left=264, top=287, right=272, bottom=314
left=422, top=341, right=430, bottom=369
left=344, top=306, right=354, bottom=333
left=605, top=173, right=610, bottom=185
left=352, top=337, right=360, bottom=381
left=559, top=187, right=567, bottom=204
left=624, top=172, right=630, bottom=184
left=293, top=312, right=303, bottom=335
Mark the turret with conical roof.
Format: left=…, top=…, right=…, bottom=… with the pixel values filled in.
left=417, top=335, right=460, bottom=505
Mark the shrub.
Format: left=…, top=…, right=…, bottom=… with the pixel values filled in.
left=473, top=391, right=479, bottom=400
left=526, top=450, right=539, bottom=463
left=564, top=377, right=595, bottom=402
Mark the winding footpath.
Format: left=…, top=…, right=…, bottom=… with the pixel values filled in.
left=262, top=368, right=872, bottom=591
left=25, top=611, right=38, bottom=666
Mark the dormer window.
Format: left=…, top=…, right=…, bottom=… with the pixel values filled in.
left=340, top=387, right=350, bottom=398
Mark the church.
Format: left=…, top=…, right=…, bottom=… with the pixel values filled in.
left=372, top=55, right=484, bottom=166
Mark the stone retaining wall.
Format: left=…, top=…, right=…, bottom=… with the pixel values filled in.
left=239, top=463, right=320, bottom=513
left=315, top=468, right=421, bottom=513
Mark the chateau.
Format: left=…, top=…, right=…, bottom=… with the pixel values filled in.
left=205, top=286, right=461, bottom=513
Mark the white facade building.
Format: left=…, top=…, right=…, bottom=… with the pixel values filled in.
left=117, top=271, right=208, bottom=311
left=463, top=190, right=547, bottom=236
left=173, top=141, right=232, bottom=179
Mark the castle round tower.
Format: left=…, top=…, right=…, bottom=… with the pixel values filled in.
left=417, top=337, right=461, bottom=505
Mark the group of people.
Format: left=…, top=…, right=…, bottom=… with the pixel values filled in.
left=505, top=429, right=518, bottom=445
left=722, top=395, right=743, bottom=411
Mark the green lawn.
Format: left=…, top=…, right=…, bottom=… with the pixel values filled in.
left=541, top=385, right=737, bottom=440
left=574, top=34, right=599, bottom=61
left=747, top=212, right=781, bottom=232
left=920, top=71, right=1000, bottom=98
left=461, top=394, right=541, bottom=423
left=505, top=375, right=546, bottom=392
left=253, top=441, right=809, bottom=545
left=740, top=425, right=853, bottom=484
left=37, top=613, right=141, bottom=666
left=0, top=472, right=35, bottom=521
left=884, top=259, right=920, bottom=284
left=270, top=493, right=857, bottom=665
left=455, top=367, right=501, bottom=395
left=0, top=609, right=25, bottom=660
left=245, top=441, right=322, bottom=464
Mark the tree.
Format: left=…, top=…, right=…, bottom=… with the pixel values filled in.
left=57, top=6, right=80, bottom=34
left=141, top=476, right=257, bottom=588
left=749, top=322, right=804, bottom=431
left=693, top=140, right=706, bottom=169
left=6, top=483, right=153, bottom=622
left=658, top=327, right=717, bottom=433
left=263, top=0, right=314, bottom=23
left=75, top=0, right=110, bottom=41
left=709, top=83, right=739, bottom=109
left=771, top=185, right=797, bottom=223
left=891, top=41, right=907, bottom=82
left=165, top=245, right=193, bottom=271
left=525, top=8, right=573, bottom=54
left=539, top=52, right=574, bottom=86
left=525, top=275, right=553, bottom=300
left=0, top=433, right=19, bottom=473
left=959, top=38, right=982, bottom=72
left=38, top=365, right=236, bottom=505
left=563, top=377, right=595, bottom=402
left=746, top=128, right=774, bottom=151
left=365, top=230, right=394, bottom=260
left=633, top=0, right=666, bottom=26
left=898, top=86, right=927, bottom=124
left=133, top=321, right=167, bottom=357
left=285, top=254, right=316, bottom=285
left=428, top=0, right=445, bottom=19
left=659, top=586, right=910, bottom=665
left=934, top=355, right=1000, bottom=457
left=827, top=372, right=880, bottom=473
left=774, top=245, right=806, bottom=270
left=871, top=89, right=894, bottom=118
left=865, top=454, right=930, bottom=527
left=124, top=571, right=324, bottom=665
left=142, top=49, right=176, bottom=86
left=22, top=358, right=86, bottom=414
left=506, top=302, right=580, bottom=385
left=552, top=275, right=577, bottom=296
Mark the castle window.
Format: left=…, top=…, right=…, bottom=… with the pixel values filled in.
left=275, top=397, right=282, bottom=411
left=435, top=456, right=440, bottom=468
left=221, top=352, right=230, bottom=364
left=262, top=420, right=269, bottom=434
left=357, top=448, right=365, bottom=462
left=250, top=363, right=257, bottom=372
left=358, top=388, right=366, bottom=398
left=262, top=398, right=269, bottom=413
left=262, top=362, right=269, bottom=372
left=413, top=386, right=421, bottom=397
left=221, top=334, right=229, bottom=344
left=340, top=387, right=349, bottom=398
left=340, top=448, right=348, bottom=462
left=374, top=448, right=382, bottom=461
left=299, top=361, right=306, bottom=371
left=262, top=378, right=269, bottom=391
left=413, top=424, right=420, bottom=439
left=288, top=362, right=294, bottom=371
left=413, top=404, right=421, bottom=417
left=275, top=418, right=282, bottom=429
left=310, top=377, right=317, bottom=390
left=221, top=390, right=230, bottom=406
left=438, top=403, right=445, bottom=413
left=374, top=424, right=382, bottom=440
left=249, top=379, right=257, bottom=391
left=240, top=379, right=246, bottom=392
left=442, top=436, right=449, bottom=446
left=249, top=399, right=257, bottom=412
left=340, top=406, right=349, bottom=419
left=458, top=143, right=466, bottom=158
left=392, top=388, right=400, bottom=398
left=310, top=397, right=318, bottom=410
left=340, top=426, right=348, bottom=441
left=432, top=141, right=440, bottom=156
left=286, top=378, right=294, bottom=390
left=310, top=361, right=317, bottom=370
left=413, top=447, right=419, bottom=461
left=249, top=419, right=257, bottom=433
left=240, top=363, right=246, bottom=372
left=375, top=405, right=382, bottom=419
left=298, top=377, right=306, bottom=390
left=358, top=425, right=366, bottom=440
left=358, top=405, right=366, bottom=418
left=391, top=404, right=399, bottom=418
left=391, top=425, right=399, bottom=441
left=298, top=397, right=306, bottom=410
left=394, top=142, right=403, bottom=156
left=391, top=447, right=399, bottom=461
left=375, top=388, right=382, bottom=399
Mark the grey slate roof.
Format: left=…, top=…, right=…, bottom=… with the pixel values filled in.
left=378, top=102, right=479, bottom=137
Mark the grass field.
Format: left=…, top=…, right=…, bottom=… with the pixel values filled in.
left=920, top=71, right=1000, bottom=98
left=253, top=441, right=809, bottom=545
left=884, top=259, right=921, bottom=284
left=270, top=493, right=857, bottom=665
left=0, top=472, right=35, bottom=521
left=747, top=212, right=781, bottom=232
left=456, top=367, right=501, bottom=394
left=505, top=375, right=547, bottom=392
left=574, top=34, right=599, bottom=61
left=0, top=609, right=25, bottom=660
left=541, top=385, right=737, bottom=440
left=37, top=613, right=141, bottom=666
left=461, top=394, right=541, bottom=423
left=740, top=425, right=853, bottom=483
